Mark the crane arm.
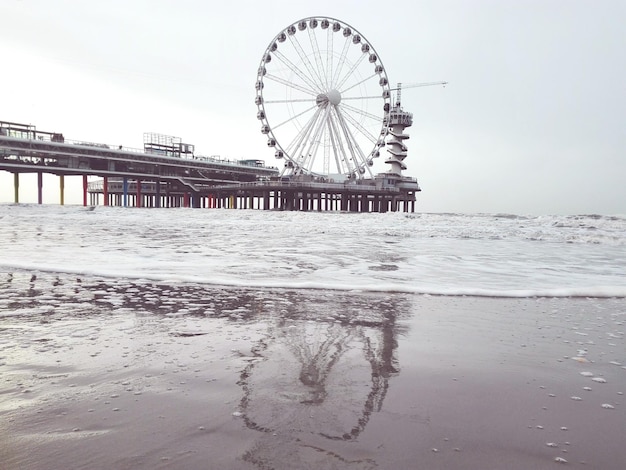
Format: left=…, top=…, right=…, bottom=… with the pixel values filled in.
left=390, top=81, right=448, bottom=106
left=389, top=81, right=448, bottom=91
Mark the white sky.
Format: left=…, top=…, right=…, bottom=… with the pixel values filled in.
left=1, top=0, right=625, bottom=215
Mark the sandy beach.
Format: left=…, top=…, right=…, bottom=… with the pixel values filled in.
left=0, top=270, right=624, bottom=469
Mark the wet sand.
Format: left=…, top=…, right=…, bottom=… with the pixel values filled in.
left=1, top=271, right=625, bottom=469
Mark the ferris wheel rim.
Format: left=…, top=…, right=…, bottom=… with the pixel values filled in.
left=255, top=16, right=391, bottom=179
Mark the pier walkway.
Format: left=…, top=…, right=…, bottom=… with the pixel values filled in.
left=0, top=120, right=277, bottom=206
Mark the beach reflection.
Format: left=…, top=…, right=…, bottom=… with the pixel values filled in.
left=1, top=272, right=412, bottom=469
left=236, top=290, right=408, bottom=467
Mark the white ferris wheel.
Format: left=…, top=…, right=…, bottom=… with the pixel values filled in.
left=255, top=17, right=392, bottom=180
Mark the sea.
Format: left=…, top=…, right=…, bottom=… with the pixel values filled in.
left=1, top=204, right=624, bottom=298
left=1, top=204, right=626, bottom=469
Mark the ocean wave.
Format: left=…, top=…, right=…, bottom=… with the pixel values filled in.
left=1, top=205, right=625, bottom=299
left=3, top=263, right=625, bottom=299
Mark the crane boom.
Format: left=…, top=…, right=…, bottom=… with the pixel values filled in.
left=392, top=81, right=447, bottom=106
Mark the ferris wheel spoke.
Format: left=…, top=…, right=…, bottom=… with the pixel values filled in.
left=322, top=128, right=330, bottom=174
left=286, top=107, right=324, bottom=164
left=287, top=35, right=325, bottom=92
left=334, top=106, right=371, bottom=173
left=331, top=36, right=352, bottom=90
left=301, top=105, right=332, bottom=171
left=339, top=101, right=384, bottom=124
left=308, top=28, right=328, bottom=90
left=339, top=73, right=378, bottom=96
left=264, top=97, right=317, bottom=104
left=327, top=111, right=350, bottom=174
left=272, top=50, right=322, bottom=94
left=337, top=106, right=379, bottom=145
left=330, top=133, right=346, bottom=174
left=299, top=106, right=330, bottom=170
left=335, top=110, right=361, bottom=173
left=264, top=73, right=318, bottom=97
left=330, top=109, right=359, bottom=174
left=326, top=28, right=334, bottom=92
left=272, top=103, right=318, bottom=130
left=335, top=53, right=368, bottom=91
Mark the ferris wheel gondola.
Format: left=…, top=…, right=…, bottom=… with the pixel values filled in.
left=255, top=17, right=392, bottom=179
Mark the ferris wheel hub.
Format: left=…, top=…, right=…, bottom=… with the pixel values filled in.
left=315, top=89, right=342, bottom=107
left=327, top=89, right=342, bottom=106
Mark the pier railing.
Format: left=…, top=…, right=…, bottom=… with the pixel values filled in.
left=212, top=180, right=403, bottom=193
left=0, top=130, right=276, bottom=170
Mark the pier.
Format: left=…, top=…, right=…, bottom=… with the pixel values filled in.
left=1, top=120, right=420, bottom=212
left=203, top=179, right=418, bottom=212
left=84, top=175, right=419, bottom=212
left=1, top=120, right=277, bottom=207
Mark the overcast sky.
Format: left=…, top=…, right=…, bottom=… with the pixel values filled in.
left=1, top=0, right=624, bottom=215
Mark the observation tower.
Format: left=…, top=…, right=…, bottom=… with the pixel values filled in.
left=375, top=81, right=446, bottom=191
left=384, top=98, right=413, bottom=175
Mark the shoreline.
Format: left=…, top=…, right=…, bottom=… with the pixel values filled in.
left=2, top=266, right=625, bottom=301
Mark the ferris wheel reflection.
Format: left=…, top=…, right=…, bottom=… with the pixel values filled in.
left=237, top=292, right=407, bottom=465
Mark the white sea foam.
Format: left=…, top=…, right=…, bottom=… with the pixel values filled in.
left=1, top=204, right=625, bottom=298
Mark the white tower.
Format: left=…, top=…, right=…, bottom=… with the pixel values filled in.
left=379, top=81, right=446, bottom=180
left=384, top=100, right=413, bottom=175
left=375, top=84, right=421, bottom=192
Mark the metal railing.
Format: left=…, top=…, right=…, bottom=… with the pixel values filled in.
left=1, top=128, right=276, bottom=170
left=212, top=180, right=402, bottom=193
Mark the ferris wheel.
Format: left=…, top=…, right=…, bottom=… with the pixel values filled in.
left=255, top=17, right=392, bottom=180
